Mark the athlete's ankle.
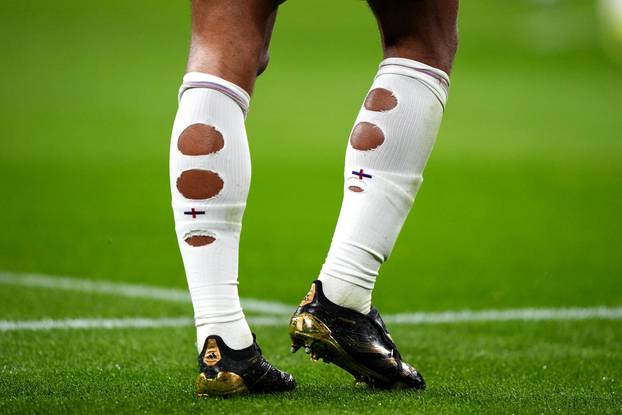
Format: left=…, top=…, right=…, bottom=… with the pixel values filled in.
left=196, top=318, right=253, bottom=352
left=317, top=275, right=372, bottom=314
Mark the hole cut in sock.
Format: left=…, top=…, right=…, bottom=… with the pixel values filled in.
left=184, top=231, right=216, bottom=247
left=364, top=88, right=397, bottom=112
left=177, top=123, right=225, bottom=156
left=177, top=169, right=224, bottom=200
left=350, top=122, right=385, bottom=151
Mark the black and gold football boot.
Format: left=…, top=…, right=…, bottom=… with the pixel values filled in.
left=195, top=334, right=296, bottom=397
left=289, top=280, right=425, bottom=390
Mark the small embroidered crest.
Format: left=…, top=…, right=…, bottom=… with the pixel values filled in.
left=352, top=169, right=372, bottom=180
left=184, top=208, right=206, bottom=218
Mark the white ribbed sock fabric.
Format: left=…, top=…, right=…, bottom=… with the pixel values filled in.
left=319, top=58, right=450, bottom=314
left=170, top=72, right=253, bottom=352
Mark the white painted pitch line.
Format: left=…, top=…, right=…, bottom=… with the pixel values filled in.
left=383, top=307, right=622, bottom=324
left=1, top=271, right=621, bottom=332
left=0, top=316, right=288, bottom=332
left=0, top=271, right=292, bottom=316
left=2, top=307, right=622, bottom=332
left=0, top=316, right=285, bottom=332
left=0, top=317, right=193, bottom=332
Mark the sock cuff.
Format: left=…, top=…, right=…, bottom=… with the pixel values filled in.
left=377, top=57, right=450, bottom=109
left=179, top=72, right=251, bottom=117
left=195, top=309, right=246, bottom=325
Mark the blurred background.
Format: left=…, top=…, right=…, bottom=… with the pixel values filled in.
left=0, top=0, right=620, bottom=312
left=1, top=1, right=621, bottom=413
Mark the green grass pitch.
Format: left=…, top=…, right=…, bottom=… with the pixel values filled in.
left=1, top=0, right=621, bottom=413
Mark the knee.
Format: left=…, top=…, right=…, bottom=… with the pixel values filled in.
left=384, top=31, right=458, bottom=74
left=370, top=0, right=459, bottom=74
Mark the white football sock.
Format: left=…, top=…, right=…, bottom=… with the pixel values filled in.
left=170, top=72, right=253, bottom=352
left=319, top=58, right=450, bottom=314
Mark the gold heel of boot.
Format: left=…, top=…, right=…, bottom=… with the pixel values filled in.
left=289, top=313, right=333, bottom=342
left=289, top=313, right=350, bottom=363
left=195, top=371, right=248, bottom=397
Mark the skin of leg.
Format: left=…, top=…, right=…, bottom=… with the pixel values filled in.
left=367, top=0, right=459, bottom=74
left=187, top=0, right=281, bottom=94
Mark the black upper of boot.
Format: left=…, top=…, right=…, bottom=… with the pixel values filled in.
left=292, top=280, right=425, bottom=390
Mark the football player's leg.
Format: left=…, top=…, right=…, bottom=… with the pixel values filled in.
left=318, top=0, right=459, bottom=313
left=290, top=0, right=458, bottom=389
left=186, top=0, right=279, bottom=93
left=170, top=0, right=294, bottom=396
left=366, top=0, right=458, bottom=74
